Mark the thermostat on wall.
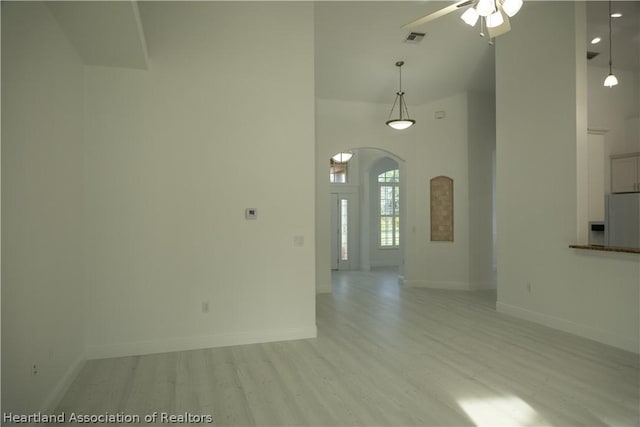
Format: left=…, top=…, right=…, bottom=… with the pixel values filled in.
left=245, top=208, right=258, bottom=220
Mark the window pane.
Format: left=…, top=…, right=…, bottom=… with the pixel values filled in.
left=330, top=161, right=347, bottom=183
left=378, top=169, right=399, bottom=183
left=394, top=186, right=400, bottom=215
left=380, top=217, right=393, bottom=246
left=380, top=186, right=393, bottom=215
left=378, top=169, right=400, bottom=248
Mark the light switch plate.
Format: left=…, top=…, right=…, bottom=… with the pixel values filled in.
left=245, top=208, right=258, bottom=220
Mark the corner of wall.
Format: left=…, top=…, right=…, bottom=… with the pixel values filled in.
left=40, top=354, right=86, bottom=413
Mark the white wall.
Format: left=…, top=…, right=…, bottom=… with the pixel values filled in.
left=2, top=2, right=86, bottom=412
left=409, top=95, right=472, bottom=289
left=83, top=2, right=316, bottom=358
left=496, top=1, right=639, bottom=353
left=468, top=92, right=497, bottom=288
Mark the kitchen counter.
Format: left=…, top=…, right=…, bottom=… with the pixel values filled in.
left=569, top=244, right=640, bottom=255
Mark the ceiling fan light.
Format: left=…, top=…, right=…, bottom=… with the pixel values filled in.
left=386, top=119, right=415, bottom=130
left=604, top=73, right=618, bottom=87
left=486, top=10, right=504, bottom=28
left=476, top=0, right=495, bottom=17
left=501, top=0, right=523, bottom=17
left=461, top=7, right=480, bottom=26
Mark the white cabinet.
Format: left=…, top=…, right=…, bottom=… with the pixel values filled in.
left=611, top=153, right=640, bottom=193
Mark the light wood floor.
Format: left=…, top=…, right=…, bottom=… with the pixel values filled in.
left=55, top=269, right=639, bottom=426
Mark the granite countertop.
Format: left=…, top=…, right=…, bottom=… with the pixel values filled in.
left=569, top=244, right=640, bottom=255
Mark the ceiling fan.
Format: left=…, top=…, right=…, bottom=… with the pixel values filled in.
left=402, top=0, right=524, bottom=44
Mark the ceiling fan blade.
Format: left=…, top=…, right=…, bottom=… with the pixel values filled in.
left=401, top=0, right=474, bottom=30
left=488, top=13, right=511, bottom=38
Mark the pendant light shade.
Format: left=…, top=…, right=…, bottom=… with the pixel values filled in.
left=386, top=61, right=415, bottom=130
left=604, top=73, right=618, bottom=88
left=461, top=7, right=480, bottom=26
left=501, top=0, right=523, bottom=17
left=476, top=0, right=495, bottom=17
left=387, top=119, right=415, bottom=130
left=604, top=0, right=618, bottom=88
left=486, top=10, right=504, bottom=28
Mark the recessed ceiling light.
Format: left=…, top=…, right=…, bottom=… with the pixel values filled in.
left=591, top=37, right=602, bottom=44
left=611, top=12, right=622, bottom=18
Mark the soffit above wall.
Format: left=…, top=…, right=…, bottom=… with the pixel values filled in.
left=47, top=1, right=148, bottom=70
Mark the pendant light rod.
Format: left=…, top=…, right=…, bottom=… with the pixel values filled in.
left=397, top=60, right=404, bottom=93
left=396, top=61, right=405, bottom=120
left=604, top=0, right=619, bottom=87
left=608, top=0, right=613, bottom=74
left=386, top=60, right=415, bottom=130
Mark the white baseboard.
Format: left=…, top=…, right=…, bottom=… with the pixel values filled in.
left=497, top=301, right=639, bottom=354
left=41, top=353, right=86, bottom=412
left=86, top=326, right=318, bottom=360
left=469, top=281, right=497, bottom=290
left=405, top=280, right=472, bottom=290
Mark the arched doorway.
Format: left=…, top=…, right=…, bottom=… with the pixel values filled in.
left=328, top=147, right=407, bottom=280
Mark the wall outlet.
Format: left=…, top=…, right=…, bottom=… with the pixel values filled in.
left=526, top=282, right=532, bottom=293
left=202, top=301, right=209, bottom=313
left=293, top=235, right=304, bottom=247
left=32, top=364, right=38, bottom=376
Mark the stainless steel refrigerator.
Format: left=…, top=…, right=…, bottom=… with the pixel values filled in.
left=605, top=193, right=640, bottom=248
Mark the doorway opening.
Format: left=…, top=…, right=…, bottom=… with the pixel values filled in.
left=329, top=148, right=406, bottom=281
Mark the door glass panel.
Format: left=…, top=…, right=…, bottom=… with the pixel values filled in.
left=340, top=199, right=348, bottom=261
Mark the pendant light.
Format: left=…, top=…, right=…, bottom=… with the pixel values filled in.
left=386, top=61, right=415, bottom=130
left=604, top=0, right=618, bottom=88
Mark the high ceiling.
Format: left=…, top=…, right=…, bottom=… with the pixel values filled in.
left=315, top=1, right=496, bottom=105
left=47, top=0, right=639, bottom=107
left=315, top=1, right=640, bottom=105
left=586, top=1, right=640, bottom=71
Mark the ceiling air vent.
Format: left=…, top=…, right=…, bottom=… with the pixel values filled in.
left=587, top=51, right=600, bottom=60
left=405, top=32, right=426, bottom=43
